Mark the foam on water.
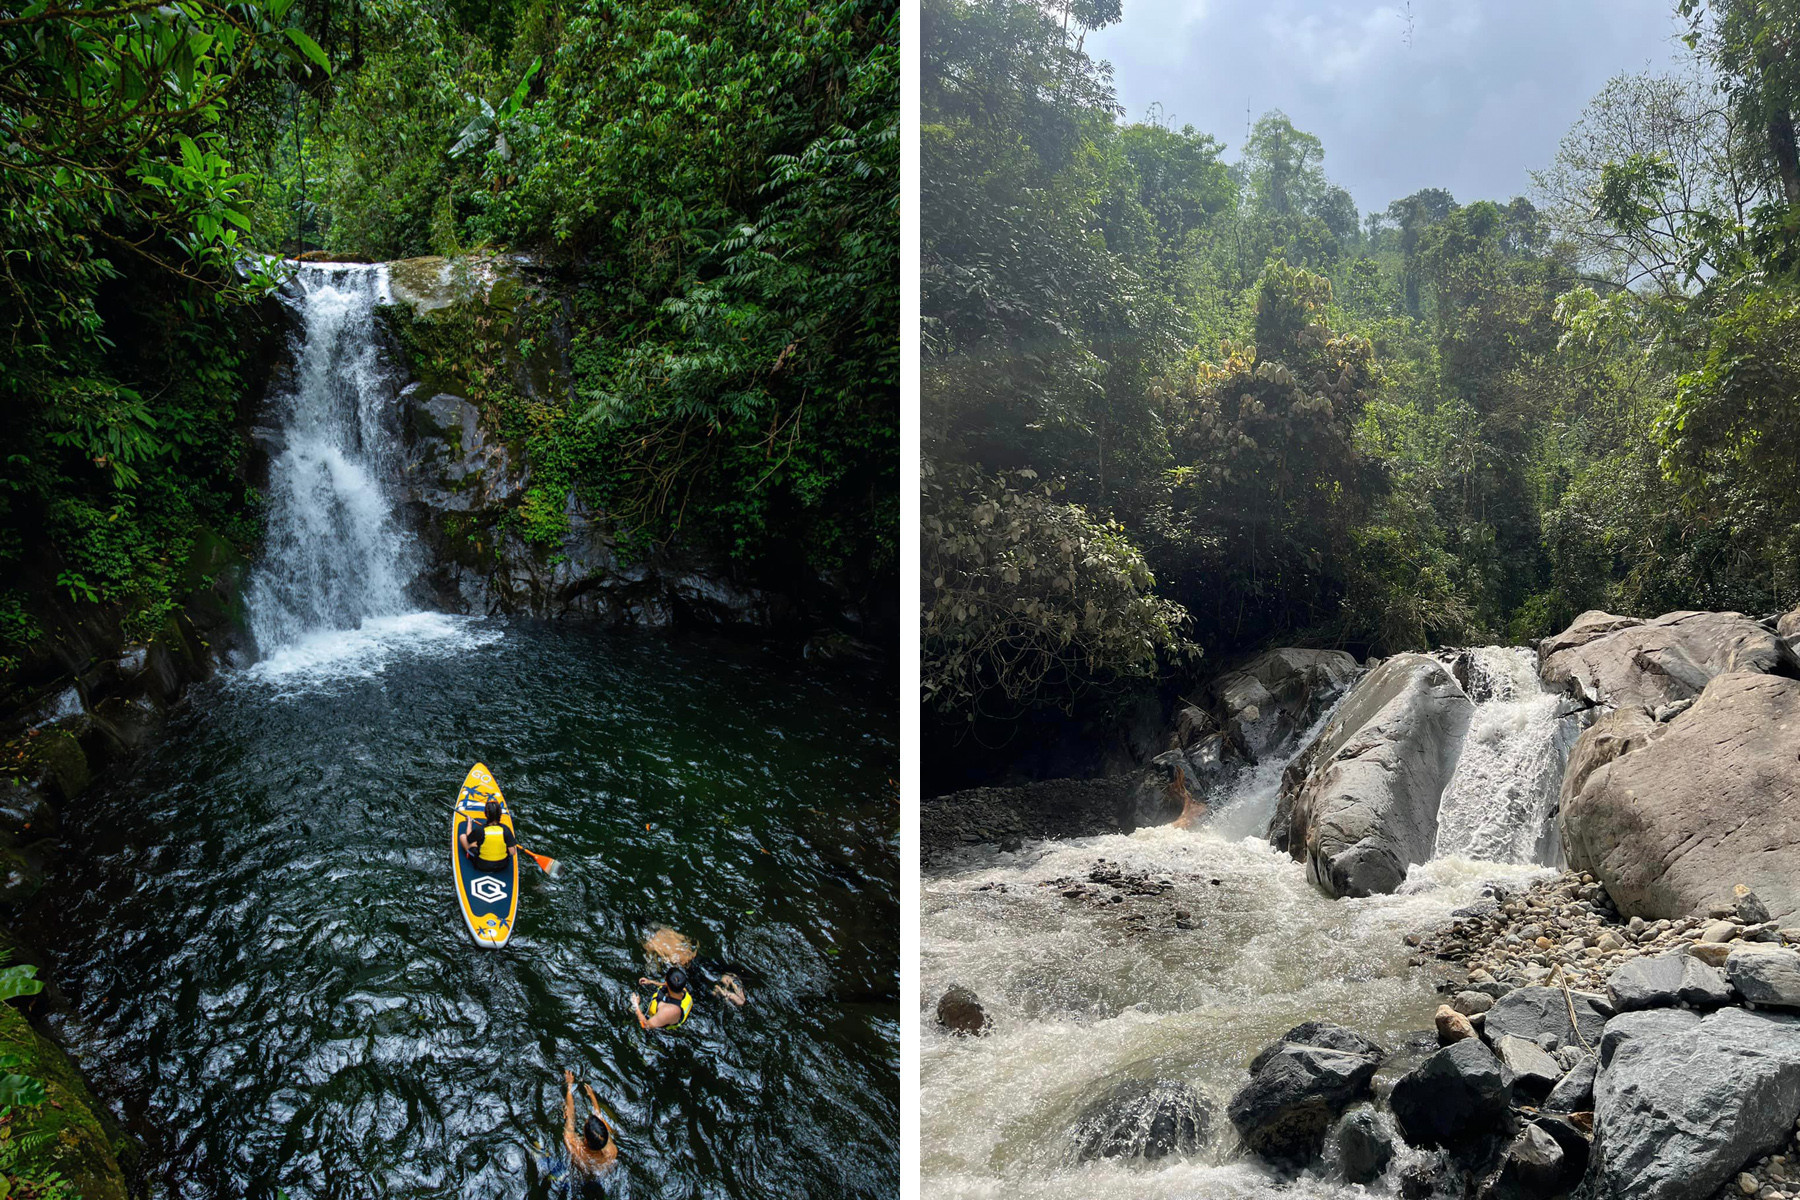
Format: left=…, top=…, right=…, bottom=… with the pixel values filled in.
left=242, top=612, right=503, bottom=690
left=923, top=670, right=1567, bottom=1197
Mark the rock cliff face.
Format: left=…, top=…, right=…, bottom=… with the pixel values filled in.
left=374, top=255, right=878, bottom=644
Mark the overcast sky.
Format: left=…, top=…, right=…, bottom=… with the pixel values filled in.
left=1087, top=0, right=1694, bottom=215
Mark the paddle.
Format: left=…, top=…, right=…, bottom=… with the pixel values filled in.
left=435, top=794, right=561, bottom=878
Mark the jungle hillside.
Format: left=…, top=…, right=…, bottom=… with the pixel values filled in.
left=922, top=0, right=1800, bottom=790
left=0, top=0, right=899, bottom=682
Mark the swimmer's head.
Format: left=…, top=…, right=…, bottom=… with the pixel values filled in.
left=664, top=966, right=688, bottom=993
left=583, top=1114, right=609, bottom=1151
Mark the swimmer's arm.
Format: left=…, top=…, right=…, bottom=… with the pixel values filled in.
left=563, top=1070, right=576, bottom=1144
left=582, top=1083, right=602, bottom=1117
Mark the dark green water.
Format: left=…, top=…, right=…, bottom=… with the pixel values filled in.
left=23, top=618, right=897, bottom=1199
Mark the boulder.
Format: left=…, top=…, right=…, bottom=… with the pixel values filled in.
left=935, top=985, right=990, bottom=1036
left=1543, top=1055, right=1596, bottom=1112
left=1482, top=986, right=1609, bottom=1051
left=1227, top=1044, right=1379, bottom=1163
left=1606, top=952, right=1734, bottom=1012
left=1724, top=944, right=1800, bottom=1009
left=1274, top=654, right=1473, bottom=898
left=1560, top=673, right=1800, bottom=924
left=1501, top=1123, right=1565, bottom=1195
left=1778, top=606, right=1800, bottom=651
left=1070, top=1078, right=1211, bottom=1163
left=1246, top=1021, right=1387, bottom=1075
left=1493, top=1034, right=1562, bottom=1101
left=1207, top=648, right=1359, bottom=763
left=1335, top=1107, right=1394, bottom=1185
left=1587, top=1007, right=1800, bottom=1200
left=1388, top=1037, right=1514, bottom=1153
left=1598, top=1008, right=1701, bottom=1067
left=1537, top=609, right=1797, bottom=710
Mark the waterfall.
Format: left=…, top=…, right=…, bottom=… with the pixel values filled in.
left=1431, top=646, right=1577, bottom=865
left=245, top=263, right=415, bottom=655
left=242, top=263, right=495, bottom=683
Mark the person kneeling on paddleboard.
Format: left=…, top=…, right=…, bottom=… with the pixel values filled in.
left=459, top=799, right=518, bottom=872
left=563, top=1068, right=617, bottom=1175
left=631, top=965, right=693, bottom=1031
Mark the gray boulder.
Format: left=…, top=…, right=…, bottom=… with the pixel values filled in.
left=1335, top=1107, right=1393, bottom=1185
left=1560, top=672, right=1800, bottom=924
left=1482, top=986, right=1609, bottom=1051
left=1543, top=1055, right=1596, bottom=1112
left=1606, top=952, right=1734, bottom=1012
left=1246, top=1020, right=1387, bottom=1075
left=1598, top=1008, right=1701, bottom=1067
left=1227, top=1044, right=1379, bottom=1163
left=1493, top=1034, right=1562, bottom=1101
left=1501, top=1123, right=1566, bottom=1195
left=1274, top=654, right=1473, bottom=898
left=1725, top=944, right=1800, bottom=1009
left=1070, top=1078, right=1212, bottom=1163
left=1778, top=606, right=1800, bottom=652
left=1537, top=609, right=1797, bottom=710
left=1388, top=1037, right=1514, bottom=1153
left=1208, top=648, right=1360, bottom=763
left=1588, top=1007, right=1800, bottom=1200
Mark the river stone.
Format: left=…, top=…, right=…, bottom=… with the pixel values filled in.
left=1494, top=1034, right=1562, bottom=1101
left=1725, top=945, right=1800, bottom=1009
left=1779, top=606, right=1800, bottom=651
left=935, top=986, right=990, bottom=1036
left=1335, top=1107, right=1393, bottom=1185
left=1389, top=1037, right=1513, bottom=1153
left=1482, top=986, right=1608, bottom=1051
left=1561, top=672, right=1800, bottom=925
left=1607, top=952, right=1734, bottom=1012
left=1450, top=990, right=1494, bottom=1016
left=1275, top=654, right=1473, bottom=898
left=1207, top=648, right=1359, bottom=763
left=1502, top=1123, right=1565, bottom=1194
left=1436, top=1005, right=1475, bottom=1044
left=1543, top=1054, right=1596, bottom=1112
left=1599, top=1008, right=1702, bottom=1067
left=1070, top=1078, right=1212, bottom=1162
left=1227, top=1044, right=1379, bottom=1163
left=1588, top=1007, right=1800, bottom=1200
left=1246, top=1021, right=1387, bottom=1075
left=1538, top=609, right=1797, bottom=710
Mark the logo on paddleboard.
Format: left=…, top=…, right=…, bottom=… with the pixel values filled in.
left=469, top=876, right=508, bottom=904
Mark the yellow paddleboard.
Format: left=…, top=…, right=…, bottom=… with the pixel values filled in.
left=451, top=762, right=519, bottom=949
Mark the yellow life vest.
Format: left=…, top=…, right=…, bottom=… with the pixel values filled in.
left=477, top=819, right=510, bottom=862
left=648, top=985, right=692, bottom=1027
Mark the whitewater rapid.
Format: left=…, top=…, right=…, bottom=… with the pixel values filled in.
left=922, top=650, right=1579, bottom=1196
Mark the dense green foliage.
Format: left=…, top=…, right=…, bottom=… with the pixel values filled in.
left=923, top=0, right=1800, bottom=765
left=1, top=0, right=896, bottom=675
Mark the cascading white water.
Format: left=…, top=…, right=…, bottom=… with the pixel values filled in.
left=242, top=263, right=496, bottom=685
left=1431, top=646, right=1578, bottom=865
left=922, top=696, right=1554, bottom=1198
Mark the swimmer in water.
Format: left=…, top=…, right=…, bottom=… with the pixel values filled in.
left=563, top=1068, right=617, bottom=1175
left=632, top=964, right=693, bottom=1031
left=713, top=973, right=747, bottom=1007
left=643, top=926, right=696, bottom=966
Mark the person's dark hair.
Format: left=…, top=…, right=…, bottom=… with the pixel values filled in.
left=484, top=799, right=501, bottom=823
left=583, top=1114, right=609, bottom=1151
left=664, top=966, right=687, bottom=992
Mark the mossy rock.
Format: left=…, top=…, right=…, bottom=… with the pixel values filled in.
left=0, top=1005, right=129, bottom=1200
left=12, top=733, right=86, bottom=805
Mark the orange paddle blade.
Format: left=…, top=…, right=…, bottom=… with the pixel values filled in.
left=524, top=848, right=560, bottom=878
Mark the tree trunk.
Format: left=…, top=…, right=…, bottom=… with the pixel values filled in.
left=1771, top=110, right=1800, bottom=206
